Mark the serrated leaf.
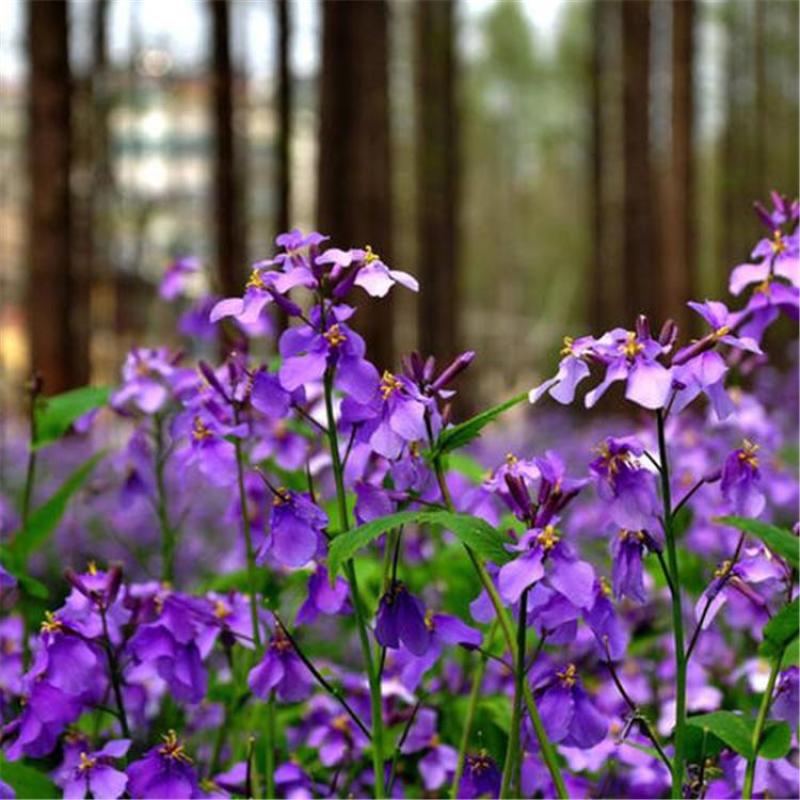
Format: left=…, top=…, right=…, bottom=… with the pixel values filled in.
left=687, top=711, right=753, bottom=758
left=33, top=386, right=110, bottom=449
left=328, top=510, right=512, bottom=578
left=8, top=451, right=105, bottom=565
left=0, top=753, right=59, bottom=798
left=433, top=391, right=528, bottom=456
left=759, top=598, right=799, bottom=658
left=715, top=516, right=799, bottom=568
left=759, top=721, right=792, bottom=760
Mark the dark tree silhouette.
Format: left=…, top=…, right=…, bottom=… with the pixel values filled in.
left=621, top=0, right=656, bottom=322
left=415, top=0, right=458, bottom=363
left=27, top=0, right=86, bottom=392
left=210, top=0, right=244, bottom=300
left=317, top=0, right=394, bottom=368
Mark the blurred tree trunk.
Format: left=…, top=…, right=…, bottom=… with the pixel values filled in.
left=662, top=0, right=695, bottom=332
left=589, top=0, right=614, bottom=332
left=210, top=0, right=244, bottom=299
left=317, top=0, right=394, bottom=368
left=27, top=0, right=86, bottom=392
left=415, top=0, right=458, bottom=363
left=621, top=0, right=656, bottom=322
left=274, top=0, right=292, bottom=332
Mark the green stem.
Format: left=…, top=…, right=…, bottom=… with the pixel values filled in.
left=323, top=369, right=386, bottom=799
left=451, top=621, right=498, bottom=799
left=743, top=649, right=784, bottom=799
left=431, top=451, right=567, bottom=799
left=657, top=410, right=686, bottom=798
left=154, top=414, right=176, bottom=585
left=500, top=588, right=528, bottom=798
left=265, top=690, right=277, bottom=799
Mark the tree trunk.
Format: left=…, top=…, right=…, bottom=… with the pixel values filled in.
left=621, top=0, right=656, bottom=323
left=210, top=0, right=244, bottom=299
left=27, top=0, right=84, bottom=392
left=662, top=0, right=695, bottom=331
left=415, top=0, right=458, bottom=363
left=317, top=0, right=394, bottom=369
left=276, top=0, right=291, bottom=239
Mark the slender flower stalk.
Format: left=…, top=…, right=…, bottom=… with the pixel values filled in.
left=743, top=648, right=785, bottom=799
left=428, top=432, right=567, bottom=799
left=99, top=604, right=130, bottom=740
left=323, top=368, right=386, bottom=799
left=451, top=621, right=498, bottom=799
left=500, top=588, right=528, bottom=798
left=656, top=410, right=687, bottom=798
left=21, top=373, right=42, bottom=528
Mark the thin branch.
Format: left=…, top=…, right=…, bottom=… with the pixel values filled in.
left=387, top=697, right=424, bottom=793
left=272, top=612, right=372, bottom=740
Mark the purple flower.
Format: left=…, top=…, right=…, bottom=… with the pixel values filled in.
left=295, top=566, right=350, bottom=626
left=535, top=663, right=608, bottom=748
left=772, top=667, right=798, bottom=732
left=278, top=306, right=380, bottom=403
left=127, top=730, right=200, bottom=799
left=589, top=436, right=659, bottom=530
left=58, top=740, right=130, bottom=800
left=374, top=582, right=431, bottom=656
left=399, top=612, right=482, bottom=690
left=317, top=244, right=419, bottom=298
left=610, top=529, right=652, bottom=603
left=401, top=709, right=458, bottom=791
left=111, top=347, right=186, bottom=415
left=458, top=750, right=501, bottom=799
left=720, top=440, right=766, bottom=517
left=498, top=525, right=596, bottom=609
left=529, top=335, right=595, bottom=405
left=304, top=696, right=370, bottom=767
left=261, top=490, right=327, bottom=568
left=583, top=579, right=629, bottom=661
left=248, top=628, right=313, bottom=703
left=160, top=256, right=199, bottom=301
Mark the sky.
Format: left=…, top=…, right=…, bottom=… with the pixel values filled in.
left=0, top=0, right=566, bottom=81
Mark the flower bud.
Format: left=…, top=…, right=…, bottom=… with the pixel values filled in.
left=658, top=319, right=678, bottom=349
left=430, top=351, right=476, bottom=392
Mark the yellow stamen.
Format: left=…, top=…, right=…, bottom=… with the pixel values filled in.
left=771, top=229, right=786, bottom=255
left=332, top=714, right=350, bottom=733
left=557, top=663, right=577, bottom=688
left=537, top=525, right=561, bottom=553
left=560, top=336, right=575, bottom=357
left=714, top=560, right=733, bottom=579
left=620, top=331, right=644, bottom=360
left=78, top=752, right=96, bottom=773
left=159, top=730, right=193, bottom=764
left=599, top=576, right=612, bottom=597
left=41, top=611, right=63, bottom=634
left=505, top=452, right=518, bottom=466
left=738, top=439, right=760, bottom=469
left=323, top=324, right=347, bottom=348
left=713, top=325, right=731, bottom=339
left=87, top=560, right=98, bottom=575
left=379, top=371, right=403, bottom=401
left=246, top=269, right=267, bottom=290
left=192, top=416, right=213, bottom=442
left=213, top=600, right=231, bottom=620
left=363, top=244, right=380, bottom=264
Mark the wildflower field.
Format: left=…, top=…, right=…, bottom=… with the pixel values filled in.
left=1, top=195, right=798, bottom=800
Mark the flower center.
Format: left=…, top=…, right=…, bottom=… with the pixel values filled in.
left=620, top=331, right=644, bottom=360
left=379, top=371, right=403, bottom=400
left=505, top=452, right=518, bottom=467
left=536, top=525, right=560, bottom=553
left=557, top=663, right=577, bottom=688
left=159, top=730, right=193, bottom=763
left=619, top=529, right=645, bottom=543
left=714, top=560, right=733, bottom=579
left=713, top=325, right=731, bottom=339
left=323, top=324, right=347, bottom=348
left=271, top=629, right=293, bottom=653
left=599, top=576, right=612, bottom=596
left=40, top=611, right=63, bottom=634
left=332, top=714, right=350, bottom=733
left=78, top=752, right=96, bottom=774
left=755, top=277, right=772, bottom=295
left=738, top=439, right=759, bottom=469
left=87, top=560, right=98, bottom=575
left=363, top=244, right=380, bottom=264
left=213, top=600, right=231, bottom=620
left=771, top=229, right=786, bottom=254
left=192, top=416, right=213, bottom=442
left=246, top=269, right=267, bottom=290
left=468, top=749, right=493, bottom=775
left=560, top=336, right=575, bottom=357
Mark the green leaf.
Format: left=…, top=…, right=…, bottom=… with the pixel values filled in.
left=0, top=753, right=59, bottom=799
left=759, top=598, right=799, bottom=658
left=759, top=721, right=792, bottom=760
left=33, top=386, right=110, bottom=450
left=715, top=516, right=799, bottom=568
left=8, top=451, right=105, bottom=565
left=445, top=452, right=488, bottom=484
left=432, top=391, right=528, bottom=456
left=684, top=723, right=724, bottom=764
left=686, top=711, right=754, bottom=758
left=328, top=509, right=512, bottom=578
